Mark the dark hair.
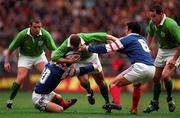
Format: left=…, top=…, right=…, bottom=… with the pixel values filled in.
left=150, top=4, right=164, bottom=14
left=29, top=18, right=41, bottom=25
left=70, top=34, right=81, bottom=47
left=127, top=22, right=141, bottom=34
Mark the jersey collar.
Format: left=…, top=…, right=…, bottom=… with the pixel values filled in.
left=159, top=14, right=166, bottom=26
left=67, top=36, right=85, bottom=47
left=127, top=33, right=140, bottom=36
left=27, top=28, right=42, bottom=36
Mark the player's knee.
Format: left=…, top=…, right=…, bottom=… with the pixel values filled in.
left=34, top=98, right=48, bottom=112
left=16, top=77, right=25, bottom=84
left=153, top=77, right=161, bottom=83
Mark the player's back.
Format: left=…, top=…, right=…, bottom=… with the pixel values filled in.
left=119, top=34, right=154, bottom=65
left=34, top=63, right=65, bottom=94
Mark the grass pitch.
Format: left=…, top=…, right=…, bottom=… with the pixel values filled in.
left=0, top=91, right=180, bottom=118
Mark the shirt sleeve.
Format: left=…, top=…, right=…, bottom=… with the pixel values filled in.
left=88, top=39, right=123, bottom=53
left=43, top=29, right=57, bottom=50
left=168, top=22, right=180, bottom=44
left=51, top=39, right=69, bottom=60
left=8, top=31, right=23, bottom=52
left=78, top=32, right=107, bottom=44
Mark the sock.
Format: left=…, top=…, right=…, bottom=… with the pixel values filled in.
left=109, top=85, right=121, bottom=105
left=81, top=81, right=92, bottom=94
left=165, top=80, right=173, bottom=101
left=132, top=85, right=141, bottom=110
left=9, top=81, right=21, bottom=100
left=99, top=83, right=109, bottom=103
left=153, top=83, right=161, bottom=102
left=59, top=99, right=68, bottom=110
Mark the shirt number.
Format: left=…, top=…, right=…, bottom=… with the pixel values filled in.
left=138, top=39, right=150, bottom=52
left=40, top=68, right=51, bottom=84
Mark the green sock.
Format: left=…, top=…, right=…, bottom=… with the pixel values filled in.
left=81, top=81, right=92, bottom=94
left=99, top=83, right=109, bottom=104
left=9, top=82, right=21, bottom=100
left=165, top=80, right=173, bottom=101
left=153, top=83, right=161, bottom=102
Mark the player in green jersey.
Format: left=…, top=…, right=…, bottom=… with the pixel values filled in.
left=143, top=4, right=180, bottom=113
left=51, top=33, right=117, bottom=110
left=4, top=19, right=57, bottom=109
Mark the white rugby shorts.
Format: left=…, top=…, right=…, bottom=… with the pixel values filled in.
left=122, top=63, right=155, bottom=84
left=18, top=52, right=48, bottom=69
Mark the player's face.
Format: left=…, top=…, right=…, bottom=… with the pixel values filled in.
left=124, top=25, right=130, bottom=35
left=149, top=11, right=163, bottom=25
left=70, top=45, right=79, bottom=51
left=29, top=22, right=42, bottom=36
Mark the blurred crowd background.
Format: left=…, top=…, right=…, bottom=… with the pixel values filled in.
left=0, top=0, right=180, bottom=77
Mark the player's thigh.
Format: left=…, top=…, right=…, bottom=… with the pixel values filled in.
left=110, top=76, right=131, bottom=87
left=77, top=74, right=89, bottom=83
left=91, top=71, right=105, bottom=85
left=16, top=67, right=29, bottom=84
left=34, top=53, right=48, bottom=72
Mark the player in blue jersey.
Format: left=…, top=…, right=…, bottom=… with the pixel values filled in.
left=32, top=52, right=101, bottom=113
left=80, top=22, right=155, bottom=114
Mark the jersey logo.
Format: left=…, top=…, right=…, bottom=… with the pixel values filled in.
left=160, top=32, right=165, bottom=37
left=38, top=41, right=44, bottom=46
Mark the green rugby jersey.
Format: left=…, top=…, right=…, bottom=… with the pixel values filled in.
left=9, top=28, right=57, bottom=57
left=147, top=15, right=180, bottom=49
left=51, top=32, right=107, bottom=60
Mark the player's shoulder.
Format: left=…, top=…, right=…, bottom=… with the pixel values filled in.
left=16, top=28, right=28, bottom=37
left=40, top=28, right=51, bottom=35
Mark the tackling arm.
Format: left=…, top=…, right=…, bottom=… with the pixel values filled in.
left=87, top=40, right=123, bottom=54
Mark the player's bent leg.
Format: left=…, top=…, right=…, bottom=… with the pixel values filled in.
left=108, top=76, right=131, bottom=111
left=92, top=72, right=110, bottom=104
left=34, top=61, right=47, bottom=73
left=6, top=67, right=29, bottom=109
left=51, top=94, right=77, bottom=110
left=46, top=102, right=64, bottom=113
left=63, top=98, right=78, bottom=110
left=78, top=74, right=95, bottom=105
left=130, top=83, right=141, bottom=114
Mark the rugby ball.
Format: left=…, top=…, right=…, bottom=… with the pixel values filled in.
left=65, top=51, right=81, bottom=59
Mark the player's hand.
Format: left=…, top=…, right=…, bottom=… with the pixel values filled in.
left=4, top=62, right=11, bottom=72
left=168, top=58, right=176, bottom=69
left=67, top=55, right=81, bottom=64
left=79, top=44, right=87, bottom=51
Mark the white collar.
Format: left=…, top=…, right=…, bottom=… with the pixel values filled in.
left=27, top=28, right=42, bottom=36
left=67, top=36, right=85, bottom=47
left=159, top=14, right=166, bottom=26
left=126, top=33, right=140, bottom=36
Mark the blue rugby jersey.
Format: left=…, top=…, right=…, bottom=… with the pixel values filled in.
left=34, top=63, right=95, bottom=94
left=87, top=33, right=154, bottom=65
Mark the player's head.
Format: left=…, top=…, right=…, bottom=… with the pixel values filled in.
left=29, top=18, right=42, bottom=36
left=125, top=21, right=141, bottom=35
left=69, top=34, right=81, bottom=51
left=149, top=4, right=164, bottom=25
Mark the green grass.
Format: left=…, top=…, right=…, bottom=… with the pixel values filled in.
left=0, top=91, right=180, bottom=118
